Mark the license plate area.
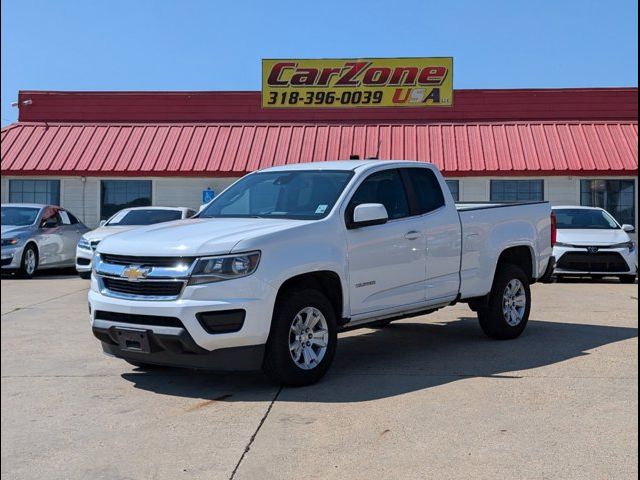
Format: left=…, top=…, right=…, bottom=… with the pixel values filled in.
left=114, top=328, right=151, bottom=353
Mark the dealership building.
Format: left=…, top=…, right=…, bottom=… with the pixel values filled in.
left=1, top=87, right=637, bottom=230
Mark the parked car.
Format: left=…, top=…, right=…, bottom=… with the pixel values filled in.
left=1, top=203, right=89, bottom=278
left=552, top=206, right=637, bottom=283
left=76, top=206, right=196, bottom=278
left=89, top=160, right=554, bottom=386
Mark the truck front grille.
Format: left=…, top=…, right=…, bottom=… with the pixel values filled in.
left=99, top=254, right=195, bottom=268
left=102, top=277, right=185, bottom=297
left=556, top=252, right=629, bottom=272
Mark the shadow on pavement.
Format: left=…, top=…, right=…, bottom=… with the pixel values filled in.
left=1, top=267, right=80, bottom=280
left=120, top=317, right=637, bottom=403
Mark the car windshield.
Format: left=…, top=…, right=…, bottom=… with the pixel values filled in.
left=199, top=170, right=354, bottom=220
left=1, top=206, right=41, bottom=226
left=554, top=208, right=620, bottom=230
left=106, top=209, right=183, bottom=226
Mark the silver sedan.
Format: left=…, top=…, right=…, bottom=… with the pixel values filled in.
left=1, top=204, right=89, bottom=278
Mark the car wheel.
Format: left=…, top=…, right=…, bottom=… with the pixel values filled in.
left=263, top=288, right=337, bottom=386
left=619, top=275, right=637, bottom=284
left=18, top=244, right=39, bottom=279
left=477, top=264, right=531, bottom=340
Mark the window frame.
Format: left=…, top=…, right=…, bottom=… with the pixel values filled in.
left=490, top=179, right=545, bottom=202
left=579, top=179, right=636, bottom=227
left=8, top=179, right=61, bottom=205
left=100, top=180, right=153, bottom=221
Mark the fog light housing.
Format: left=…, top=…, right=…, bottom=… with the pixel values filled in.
left=196, top=309, right=246, bottom=334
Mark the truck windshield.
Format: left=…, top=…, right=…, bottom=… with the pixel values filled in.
left=106, top=209, right=182, bottom=226
left=554, top=208, right=619, bottom=230
left=200, top=170, right=353, bottom=220
left=1, top=206, right=41, bottom=226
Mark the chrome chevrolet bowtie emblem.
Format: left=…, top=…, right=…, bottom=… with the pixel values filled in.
left=587, top=246, right=599, bottom=254
left=121, top=265, right=151, bottom=281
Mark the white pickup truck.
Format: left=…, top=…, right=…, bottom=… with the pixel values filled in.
left=89, top=160, right=555, bottom=386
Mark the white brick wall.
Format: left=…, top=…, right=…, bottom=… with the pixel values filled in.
left=1, top=175, right=637, bottom=232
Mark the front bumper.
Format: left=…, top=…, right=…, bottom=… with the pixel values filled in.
left=88, top=273, right=278, bottom=367
left=1, top=245, right=25, bottom=269
left=553, top=245, right=637, bottom=276
left=75, top=246, right=93, bottom=273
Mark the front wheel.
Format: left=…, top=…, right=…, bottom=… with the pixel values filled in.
left=18, top=244, right=38, bottom=279
left=477, top=264, right=531, bottom=340
left=263, top=289, right=337, bottom=386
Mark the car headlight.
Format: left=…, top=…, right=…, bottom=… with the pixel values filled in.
left=1, top=238, right=19, bottom=247
left=554, top=242, right=572, bottom=248
left=78, top=237, right=92, bottom=251
left=611, top=241, right=635, bottom=252
left=188, top=251, right=260, bottom=285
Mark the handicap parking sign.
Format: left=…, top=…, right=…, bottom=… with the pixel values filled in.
left=202, top=188, right=215, bottom=203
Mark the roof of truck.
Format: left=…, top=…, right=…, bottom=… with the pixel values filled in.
left=260, top=159, right=431, bottom=172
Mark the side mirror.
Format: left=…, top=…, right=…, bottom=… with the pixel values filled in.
left=622, top=224, right=635, bottom=233
left=99, top=220, right=107, bottom=227
left=350, top=203, right=388, bottom=228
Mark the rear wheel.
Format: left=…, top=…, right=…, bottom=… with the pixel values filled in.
left=619, top=274, right=637, bottom=284
left=263, top=288, right=337, bottom=386
left=18, top=244, right=38, bottom=279
left=478, top=264, right=531, bottom=340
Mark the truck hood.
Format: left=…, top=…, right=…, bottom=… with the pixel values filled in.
left=557, top=228, right=631, bottom=246
left=96, top=217, right=312, bottom=257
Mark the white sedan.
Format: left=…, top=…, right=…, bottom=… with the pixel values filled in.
left=552, top=206, right=637, bottom=283
left=76, top=206, right=196, bottom=278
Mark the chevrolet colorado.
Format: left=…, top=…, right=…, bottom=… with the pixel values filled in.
left=89, top=160, right=554, bottom=386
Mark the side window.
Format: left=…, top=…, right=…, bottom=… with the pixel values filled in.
left=348, top=170, right=410, bottom=220
left=405, top=168, right=445, bottom=214
left=59, top=210, right=71, bottom=225
left=66, top=212, right=80, bottom=224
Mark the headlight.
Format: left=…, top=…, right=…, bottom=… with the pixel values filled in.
left=188, top=251, right=260, bottom=285
left=78, top=237, right=92, bottom=250
left=611, top=241, right=635, bottom=252
left=1, top=238, right=19, bottom=247
left=554, top=242, right=572, bottom=248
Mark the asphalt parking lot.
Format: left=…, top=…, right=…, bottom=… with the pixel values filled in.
left=1, top=272, right=637, bottom=480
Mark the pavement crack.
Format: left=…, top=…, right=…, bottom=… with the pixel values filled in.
left=229, top=385, right=282, bottom=480
left=1, top=287, right=88, bottom=316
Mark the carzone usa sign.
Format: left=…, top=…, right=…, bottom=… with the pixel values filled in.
left=262, top=57, right=453, bottom=108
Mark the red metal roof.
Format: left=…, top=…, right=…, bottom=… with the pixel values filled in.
left=14, top=88, right=639, bottom=123
left=2, top=121, right=637, bottom=177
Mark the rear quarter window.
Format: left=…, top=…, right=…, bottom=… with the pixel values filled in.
left=404, top=168, right=445, bottom=214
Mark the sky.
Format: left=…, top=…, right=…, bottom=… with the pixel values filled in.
left=1, top=0, right=638, bottom=126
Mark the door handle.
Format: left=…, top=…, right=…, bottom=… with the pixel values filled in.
left=404, top=230, right=422, bottom=240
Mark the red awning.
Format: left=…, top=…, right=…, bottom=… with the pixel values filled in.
left=1, top=121, right=637, bottom=177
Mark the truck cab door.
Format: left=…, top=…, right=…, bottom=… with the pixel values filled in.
left=345, top=169, right=428, bottom=316
left=402, top=167, right=462, bottom=303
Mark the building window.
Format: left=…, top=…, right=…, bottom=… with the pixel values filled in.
left=490, top=180, right=544, bottom=202
left=9, top=179, right=60, bottom=205
left=100, top=180, right=152, bottom=220
left=580, top=179, right=636, bottom=226
left=445, top=180, right=460, bottom=202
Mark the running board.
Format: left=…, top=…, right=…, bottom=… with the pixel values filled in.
left=338, top=303, right=449, bottom=333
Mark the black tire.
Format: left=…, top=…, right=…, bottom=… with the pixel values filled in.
left=79, top=271, right=92, bottom=280
left=263, top=288, right=337, bottom=386
left=17, top=244, right=38, bottom=279
left=619, top=275, right=637, bottom=284
left=477, top=264, right=531, bottom=340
